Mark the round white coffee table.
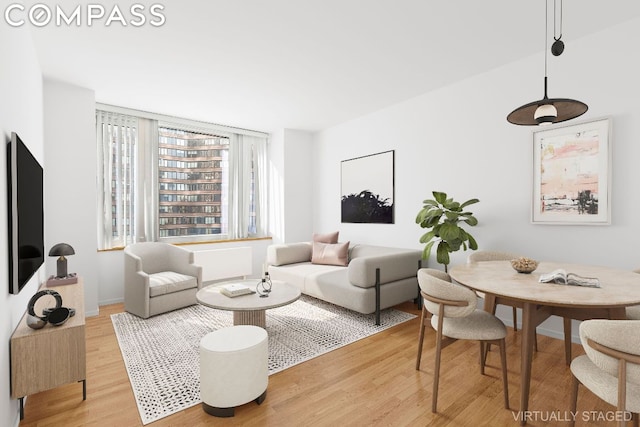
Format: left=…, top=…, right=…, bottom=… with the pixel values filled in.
left=196, top=279, right=301, bottom=328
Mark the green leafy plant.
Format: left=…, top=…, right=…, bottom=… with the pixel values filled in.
left=415, top=191, right=479, bottom=272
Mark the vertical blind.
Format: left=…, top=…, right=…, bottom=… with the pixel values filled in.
left=96, top=111, right=138, bottom=249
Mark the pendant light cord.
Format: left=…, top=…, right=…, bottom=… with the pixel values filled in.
left=554, top=0, right=563, bottom=41
left=544, top=0, right=548, bottom=87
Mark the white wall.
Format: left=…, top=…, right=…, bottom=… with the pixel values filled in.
left=0, top=25, right=44, bottom=427
left=268, top=128, right=314, bottom=243
left=312, top=18, right=640, bottom=338
left=43, top=79, right=99, bottom=316
left=283, top=129, right=313, bottom=242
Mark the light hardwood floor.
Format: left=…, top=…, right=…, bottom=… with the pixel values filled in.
left=20, top=302, right=615, bottom=426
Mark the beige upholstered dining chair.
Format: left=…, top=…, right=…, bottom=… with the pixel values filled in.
left=467, top=251, right=521, bottom=330
left=416, top=268, right=509, bottom=413
left=124, top=242, right=203, bottom=318
left=628, top=307, right=640, bottom=320
left=570, top=319, right=640, bottom=427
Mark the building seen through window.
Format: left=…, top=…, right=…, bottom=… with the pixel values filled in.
left=158, top=127, right=229, bottom=238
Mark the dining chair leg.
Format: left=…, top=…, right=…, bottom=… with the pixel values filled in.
left=619, top=414, right=627, bottom=427
left=432, top=331, right=443, bottom=413
left=416, top=304, right=428, bottom=370
left=632, top=412, right=639, bottom=427
left=534, top=331, right=538, bottom=352
left=618, top=360, right=628, bottom=427
left=498, top=338, right=509, bottom=409
left=432, top=307, right=445, bottom=413
left=479, top=342, right=485, bottom=375
left=483, top=295, right=498, bottom=355
left=569, top=374, right=579, bottom=427
left=483, top=340, right=489, bottom=368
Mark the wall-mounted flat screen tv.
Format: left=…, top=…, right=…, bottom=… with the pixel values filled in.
left=7, top=132, right=44, bottom=294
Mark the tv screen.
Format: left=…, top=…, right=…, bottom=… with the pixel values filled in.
left=7, top=132, right=44, bottom=294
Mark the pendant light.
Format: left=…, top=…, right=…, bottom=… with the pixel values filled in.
left=507, top=0, right=588, bottom=126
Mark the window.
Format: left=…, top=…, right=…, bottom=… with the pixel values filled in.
left=96, top=108, right=268, bottom=250
left=157, top=127, right=229, bottom=239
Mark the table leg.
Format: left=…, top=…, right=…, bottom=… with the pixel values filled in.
left=609, top=307, right=626, bottom=320
left=564, top=318, right=572, bottom=365
left=520, top=302, right=536, bottom=426
left=234, top=310, right=266, bottom=328
left=483, top=294, right=497, bottom=314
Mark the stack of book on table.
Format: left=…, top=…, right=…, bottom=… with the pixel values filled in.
left=219, top=283, right=255, bottom=297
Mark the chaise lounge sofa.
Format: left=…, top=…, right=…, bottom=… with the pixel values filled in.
left=266, top=240, right=423, bottom=324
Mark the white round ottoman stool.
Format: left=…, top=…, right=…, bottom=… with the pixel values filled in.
left=199, top=325, right=268, bottom=417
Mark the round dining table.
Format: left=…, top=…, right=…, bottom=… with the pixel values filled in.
left=449, top=260, right=640, bottom=426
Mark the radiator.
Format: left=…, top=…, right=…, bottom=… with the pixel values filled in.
left=193, top=247, right=253, bottom=282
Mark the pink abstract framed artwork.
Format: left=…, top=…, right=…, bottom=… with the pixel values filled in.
left=532, top=117, right=611, bottom=225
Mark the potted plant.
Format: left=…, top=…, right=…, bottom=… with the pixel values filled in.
left=415, top=191, right=479, bottom=272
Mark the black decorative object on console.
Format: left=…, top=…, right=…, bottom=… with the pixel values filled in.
left=48, top=243, right=75, bottom=278
left=26, top=289, right=75, bottom=329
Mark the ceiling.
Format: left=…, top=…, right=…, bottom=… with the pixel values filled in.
left=30, top=0, right=640, bottom=133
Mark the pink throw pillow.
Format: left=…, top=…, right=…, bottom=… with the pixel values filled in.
left=311, top=241, right=350, bottom=266
left=312, top=231, right=339, bottom=244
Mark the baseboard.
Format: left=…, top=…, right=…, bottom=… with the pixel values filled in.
left=496, top=314, right=581, bottom=344
left=12, top=396, right=24, bottom=427
left=98, top=297, right=124, bottom=306
left=535, top=325, right=580, bottom=343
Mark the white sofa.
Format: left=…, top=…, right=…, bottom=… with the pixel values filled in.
left=266, top=242, right=423, bottom=324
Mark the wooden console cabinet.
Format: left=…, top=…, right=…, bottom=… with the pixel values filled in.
left=10, top=279, right=86, bottom=419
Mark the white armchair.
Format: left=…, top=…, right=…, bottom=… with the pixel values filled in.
left=124, top=242, right=203, bottom=319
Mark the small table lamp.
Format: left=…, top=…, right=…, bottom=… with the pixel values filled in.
left=49, top=243, right=75, bottom=278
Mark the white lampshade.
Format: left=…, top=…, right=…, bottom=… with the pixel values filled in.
left=534, top=103, right=558, bottom=125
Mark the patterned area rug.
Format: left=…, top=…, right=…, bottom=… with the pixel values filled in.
left=111, top=295, right=415, bottom=425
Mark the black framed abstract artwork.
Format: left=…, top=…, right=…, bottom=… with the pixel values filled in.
left=341, top=150, right=394, bottom=224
